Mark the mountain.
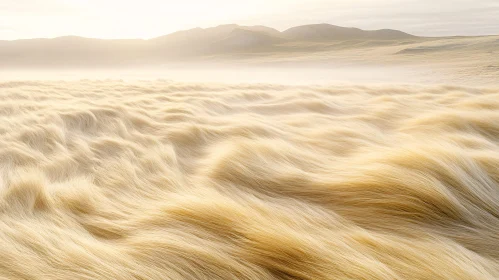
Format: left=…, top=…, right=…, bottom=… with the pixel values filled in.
left=208, top=28, right=285, bottom=52
left=149, top=24, right=284, bottom=56
left=0, top=23, right=418, bottom=67
left=283, top=24, right=415, bottom=41
left=152, top=25, right=282, bottom=47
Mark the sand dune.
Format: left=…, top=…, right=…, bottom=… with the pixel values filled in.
left=0, top=80, right=499, bottom=279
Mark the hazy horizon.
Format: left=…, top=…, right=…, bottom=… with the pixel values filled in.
left=2, top=0, right=499, bottom=40
left=1, top=22, right=497, bottom=42
left=0, top=22, right=416, bottom=41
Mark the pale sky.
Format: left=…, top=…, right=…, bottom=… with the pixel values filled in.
left=1, top=0, right=498, bottom=40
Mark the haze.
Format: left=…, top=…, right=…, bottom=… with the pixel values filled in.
left=2, top=0, right=499, bottom=40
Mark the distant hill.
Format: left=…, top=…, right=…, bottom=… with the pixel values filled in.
left=153, top=24, right=282, bottom=42
left=282, top=24, right=415, bottom=41
left=0, top=23, right=418, bottom=67
left=150, top=24, right=285, bottom=56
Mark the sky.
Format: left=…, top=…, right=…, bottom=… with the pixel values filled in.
left=1, top=0, right=498, bottom=40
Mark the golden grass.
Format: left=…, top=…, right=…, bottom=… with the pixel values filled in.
left=0, top=80, right=498, bottom=279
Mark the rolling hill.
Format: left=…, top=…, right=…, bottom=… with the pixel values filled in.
left=282, top=24, right=415, bottom=41
left=0, top=23, right=418, bottom=67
